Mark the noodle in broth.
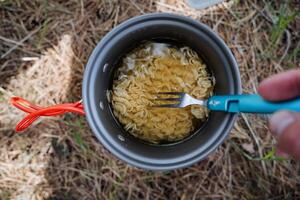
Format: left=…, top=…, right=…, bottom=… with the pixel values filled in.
left=110, top=42, right=214, bottom=143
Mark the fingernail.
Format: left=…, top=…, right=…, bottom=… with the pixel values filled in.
left=270, top=111, right=295, bottom=137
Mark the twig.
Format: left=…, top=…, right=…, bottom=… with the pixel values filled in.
left=250, top=1, right=274, bottom=24
left=241, top=114, right=268, bottom=176
left=113, top=6, right=120, bottom=28
left=0, top=36, right=22, bottom=46
left=1, top=27, right=41, bottom=59
left=278, top=29, right=291, bottom=65
left=80, top=0, right=84, bottom=17
left=21, top=57, right=39, bottom=61
left=129, top=0, right=145, bottom=14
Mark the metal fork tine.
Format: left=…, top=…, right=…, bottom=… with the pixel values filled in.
left=154, top=98, right=181, bottom=101
left=156, top=92, right=183, bottom=96
left=152, top=92, right=205, bottom=108
left=152, top=103, right=180, bottom=108
left=151, top=92, right=185, bottom=108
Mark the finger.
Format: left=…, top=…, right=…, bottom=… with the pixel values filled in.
left=269, top=110, right=300, bottom=161
left=275, top=147, right=289, bottom=158
left=258, top=69, right=300, bottom=101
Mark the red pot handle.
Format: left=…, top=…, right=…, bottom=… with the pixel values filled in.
left=10, top=97, right=85, bottom=132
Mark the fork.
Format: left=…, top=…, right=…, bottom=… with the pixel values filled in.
left=153, top=92, right=300, bottom=113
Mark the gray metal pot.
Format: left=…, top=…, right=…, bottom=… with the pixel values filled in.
left=82, top=13, right=241, bottom=170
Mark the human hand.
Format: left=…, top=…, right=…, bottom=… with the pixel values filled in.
left=258, top=69, right=300, bottom=160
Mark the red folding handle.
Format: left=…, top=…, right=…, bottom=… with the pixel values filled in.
left=10, top=97, right=85, bottom=132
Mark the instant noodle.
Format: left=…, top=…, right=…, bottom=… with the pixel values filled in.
left=111, top=42, right=214, bottom=143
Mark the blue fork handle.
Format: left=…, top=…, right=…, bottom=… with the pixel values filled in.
left=207, top=94, right=300, bottom=113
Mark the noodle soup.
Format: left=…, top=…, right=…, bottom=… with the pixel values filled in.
left=110, top=42, right=214, bottom=143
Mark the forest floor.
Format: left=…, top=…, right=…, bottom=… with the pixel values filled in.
left=0, top=0, right=299, bottom=199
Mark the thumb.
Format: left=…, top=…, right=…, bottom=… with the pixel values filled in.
left=269, top=111, right=300, bottom=160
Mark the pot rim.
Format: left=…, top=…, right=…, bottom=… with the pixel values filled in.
left=83, top=13, right=242, bottom=170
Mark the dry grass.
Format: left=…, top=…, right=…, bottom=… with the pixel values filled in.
left=0, top=0, right=300, bottom=199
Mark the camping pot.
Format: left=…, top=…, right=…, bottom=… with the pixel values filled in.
left=82, top=13, right=241, bottom=170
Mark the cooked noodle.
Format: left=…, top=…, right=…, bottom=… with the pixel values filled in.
left=111, top=42, right=214, bottom=143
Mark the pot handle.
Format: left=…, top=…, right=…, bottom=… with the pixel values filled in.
left=10, top=97, right=85, bottom=132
